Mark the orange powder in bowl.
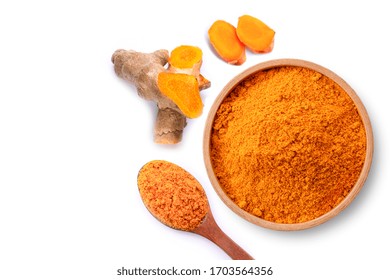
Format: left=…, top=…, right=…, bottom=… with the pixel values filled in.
left=209, top=66, right=367, bottom=224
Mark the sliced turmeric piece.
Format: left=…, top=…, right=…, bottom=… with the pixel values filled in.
left=157, top=72, right=203, bottom=119
left=236, top=15, right=275, bottom=53
left=208, top=20, right=246, bottom=65
left=168, top=45, right=211, bottom=90
left=169, top=45, right=203, bottom=70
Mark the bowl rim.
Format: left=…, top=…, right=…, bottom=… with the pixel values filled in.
left=203, top=58, right=374, bottom=231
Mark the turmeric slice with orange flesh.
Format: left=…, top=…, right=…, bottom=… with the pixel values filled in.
left=169, top=45, right=203, bottom=71
left=157, top=72, right=203, bottom=118
left=168, top=45, right=210, bottom=90
left=208, top=20, right=246, bottom=65
left=236, top=15, right=275, bottom=53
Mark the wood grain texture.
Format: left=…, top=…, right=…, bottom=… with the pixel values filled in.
left=193, top=208, right=254, bottom=260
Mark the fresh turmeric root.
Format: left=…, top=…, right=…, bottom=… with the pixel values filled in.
left=111, top=46, right=210, bottom=144
left=236, top=15, right=275, bottom=53
left=208, top=20, right=246, bottom=65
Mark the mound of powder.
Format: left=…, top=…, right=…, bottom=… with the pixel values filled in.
left=210, top=66, right=366, bottom=224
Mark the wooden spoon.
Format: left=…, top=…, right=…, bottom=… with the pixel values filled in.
left=192, top=205, right=254, bottom=260
left=137, top=160, right=254, bottom=260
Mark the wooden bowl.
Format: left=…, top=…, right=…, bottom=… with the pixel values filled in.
left=203, top=59, right=374, bottom=231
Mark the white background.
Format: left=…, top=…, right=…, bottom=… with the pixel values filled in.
left=1, top=0, right=389, bottom=279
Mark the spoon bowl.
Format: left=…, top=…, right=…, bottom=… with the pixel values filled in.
left=137, top=160, right=253, bottom=260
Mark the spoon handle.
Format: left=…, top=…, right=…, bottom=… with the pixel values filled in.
left=194, top=211, right=254, bottom=260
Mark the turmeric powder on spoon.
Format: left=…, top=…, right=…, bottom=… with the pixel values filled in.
left=137, top=160, right=208, bottom=231
left=137, top=160, right=254, bottom=259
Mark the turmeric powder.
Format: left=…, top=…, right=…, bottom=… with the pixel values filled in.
left=137, top=160, right=209, bottom=231
left=210, top=66, right=366, bottom=224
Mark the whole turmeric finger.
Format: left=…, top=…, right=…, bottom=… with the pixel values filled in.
left=208, top=20, right=246, bottom=65
left=236, top=15, right=275, bottom=53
